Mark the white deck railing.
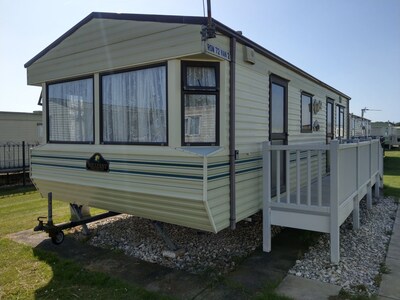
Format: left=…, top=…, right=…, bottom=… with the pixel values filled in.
left=262, top=139, right=383, bottom=263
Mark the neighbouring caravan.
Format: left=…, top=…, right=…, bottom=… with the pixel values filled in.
left=349, top=113, right=371, bottom=138
left=371, top=122, right=400, bottom=149
left=25, top=12, right=350, bottom=233
left=0, top=111, right=43, bottom=144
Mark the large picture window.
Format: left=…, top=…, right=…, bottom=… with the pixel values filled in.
left=182, top=62, right=219, bottom=146
left=301, top=92, right=313, bottom=133
left=47, top=78, right=94, bottom=143
left=101, top=65, right=167, bottom=144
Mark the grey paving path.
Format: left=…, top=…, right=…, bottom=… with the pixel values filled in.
left=8, top=227, right=310, bottom=299
left=378, top=204, right=400, bottom=300
left=276, top=275, right=341, bottom=300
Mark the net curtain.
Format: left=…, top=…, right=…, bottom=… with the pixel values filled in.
left=48, top=79, right=93, bottom=142
left=102, top=66, right=167, bottom=143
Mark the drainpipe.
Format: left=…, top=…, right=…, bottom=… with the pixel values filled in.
left=229, top=36, right=237, bottom=230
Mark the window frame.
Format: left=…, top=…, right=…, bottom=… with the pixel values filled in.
left=46, top=76, right=95, bottom=144
left=336, top=104, right=345, bottom=138
left=99, top=63, right=168, bottom=146
left=326, top=98, right=335, bottom=139
left=300, top=92, right=313, bottom=133
left=181, top=61, right=220, bottom=146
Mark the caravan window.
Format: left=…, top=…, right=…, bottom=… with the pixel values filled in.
left=101, top=65, right=167, bottom=145
left=181, top=61, right=219, bottom=146
left=301, top=92, right=313, bottom=133
left=336, top=105, right=345, bottom=138
left=47, top=78, right=94, bottom=143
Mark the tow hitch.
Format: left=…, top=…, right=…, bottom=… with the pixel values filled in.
left=34, top=192, right=119, bottom=245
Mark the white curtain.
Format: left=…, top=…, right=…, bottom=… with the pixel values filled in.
left=102, top=66, right=167, bottom=143
left=48, top=79, right=93, bottom=142
left=186, top=66, right=216, bottom=88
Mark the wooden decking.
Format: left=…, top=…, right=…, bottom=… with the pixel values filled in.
left=262, top=139, right=384, bottom=263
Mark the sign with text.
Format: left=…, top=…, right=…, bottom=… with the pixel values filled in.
left=206, top=43, right=231, bottom=61
left=86, top=153, right=109, bottom=172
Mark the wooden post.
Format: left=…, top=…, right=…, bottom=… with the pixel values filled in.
left=317, top=151, right=322, bottom=206
left=374, top=140, right=381, bottom=199
left=367, top=139, right=373, bottom=209
left=329, top=140, right=340, bottom=264
left=296, top=150, right=300, bottom=205
left=263, top=141, right=272, bottom=252
left=286, top=151, right=291, bottom=203
left=353, top=195, right=360, bottom=230
left=374, top=174, right=380, bottom=199
left=353, top=140, right=360, bottom=229
left=276, top=150, right=280, bottom=203
left=367, top=182, right=372, bottom=208
left=307, top=150, right=311, bottom=206
left=22, top=141, right=26, bottom=186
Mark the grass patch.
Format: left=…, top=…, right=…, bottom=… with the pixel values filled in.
left=383, top=150, right=400, bottom=199
left=0, top=186, right=169, bottom=299
left=0, top=187, right=105, bottom=237
left=0, top=238, right=168, bottom=299
left=329, top=288, right=378, bottom=300
left=254, top=281, right=293, bottom=300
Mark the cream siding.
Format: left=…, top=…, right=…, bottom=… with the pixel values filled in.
left=31, top=144, right=215, bottom=232
left=28, top=20, right=204, bottom=85
left=226, top=40, right=349, bottom=227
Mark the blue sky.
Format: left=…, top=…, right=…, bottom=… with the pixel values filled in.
left=1, top=0, right=399, bottom=122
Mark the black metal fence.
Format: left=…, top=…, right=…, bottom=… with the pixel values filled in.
left=0, top=142, right=38, bottom=186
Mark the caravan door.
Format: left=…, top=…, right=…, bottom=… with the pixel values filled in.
left=269, top=75, right=288, bottom=196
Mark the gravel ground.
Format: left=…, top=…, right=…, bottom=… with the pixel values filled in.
left=289, top=196, right=398, bottom=295
left=72, top=196, right=397, bottom=295
left=74, top=212, right=281, bottom=274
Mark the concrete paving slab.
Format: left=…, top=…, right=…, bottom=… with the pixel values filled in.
left=378, top=296, right=398, bottom=300
left=393, top=218, right=400, bottom=230
left=379, top=273, right=400, bottom=300
left=392, top=210, right=400, bottom=223
left=384, top=257, right=400, bottom=276
left=389, top=231, right=400, bottom=244
left=276, top=275, right=341, bottom=300
left=386, top=241, right=400, bottom=260
left=7, top=229, right=49, bottom=247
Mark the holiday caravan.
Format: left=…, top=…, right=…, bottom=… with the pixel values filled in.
left=25, top=12, right=352, bottom=235
left=349, top=113, right=371, bottom=138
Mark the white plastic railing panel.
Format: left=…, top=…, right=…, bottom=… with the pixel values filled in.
left=358, top=143, right=370, bottom=185
left=338, top=146, right=357, bottom=204
left=371, top=141, right=379, bottom=174
left=265, top=143, right=328, bottom=208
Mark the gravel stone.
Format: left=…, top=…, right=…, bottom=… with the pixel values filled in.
left=289, top=197, right=398, bottom=295
left=72, top=196, right=397, bottom=296
left=73, top=212, right=281, bottom=274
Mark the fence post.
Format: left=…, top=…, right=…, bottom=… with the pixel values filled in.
left=374, top=140, right=380, bottom=199
left=22, top=141, right=26, bottom=186
left=329, top=139, right=340, bottom=264
left=263, top=141, right=272, bottom=252
left=353, top=140, right=360, bottom=230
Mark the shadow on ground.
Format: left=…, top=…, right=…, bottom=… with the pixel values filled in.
left=26, top=228, right=313, bottom=299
